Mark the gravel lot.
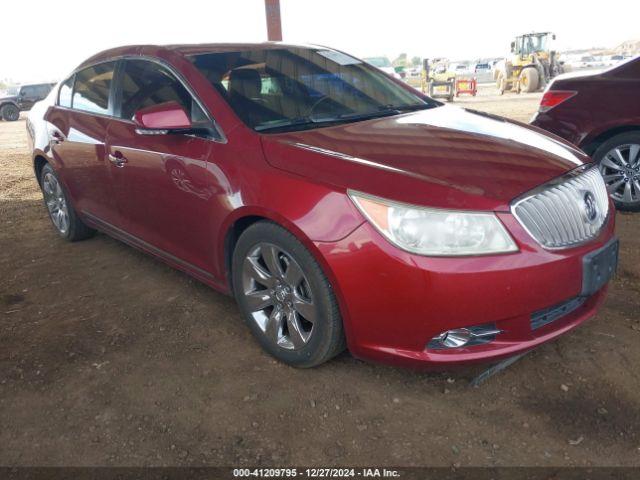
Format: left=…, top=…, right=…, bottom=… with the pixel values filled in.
left=1, top=91, right=639, bottom=467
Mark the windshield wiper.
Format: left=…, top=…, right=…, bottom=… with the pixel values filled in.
left=255, top=116, right=331, bottom=132
left=257, top=111, right=398, bottom=132
left=255, top=103, right=432, bottom=133
left=334, top=108, right=401, bottom=121
left=379, top=103, right=432, bottom=112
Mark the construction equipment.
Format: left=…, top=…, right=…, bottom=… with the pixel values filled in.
left=455, top=77, right=477, bottom=97
left=421, top=59, right=456, bottom=102
left=494, top=32, right=564, bottom=94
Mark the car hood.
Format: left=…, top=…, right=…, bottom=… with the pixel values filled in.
left=260, top=105, right=590, bottom=211
left=0, top=94, right=17, bottom=102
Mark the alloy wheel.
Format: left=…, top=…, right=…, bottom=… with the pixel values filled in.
left=241, top=243, right=317, bottom=350
left=5, top=106, right=19, bottom=121
left=599, top=143, right=640, bottom=205
left=42, top=172, right=69, bottom=234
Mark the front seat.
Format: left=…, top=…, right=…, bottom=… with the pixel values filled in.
left=228, top=68, right=263, bottom=102
left=227, top=69, right=281, bottom=126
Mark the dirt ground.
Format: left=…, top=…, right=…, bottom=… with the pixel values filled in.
left=1, top=91, right=639, bottom=468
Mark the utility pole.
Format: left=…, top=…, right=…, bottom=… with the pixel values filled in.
left=264, top=0, right=283, bottom=41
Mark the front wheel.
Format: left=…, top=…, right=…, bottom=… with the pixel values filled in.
left=232, top=221, right=345, bottom=367
left=39, top=163, right=95, bottom=241
left=519, top=68, right=539, bottom=93
left=1, top=104, right=20, bottom=121
left=593, top=132, right=640, bottom=211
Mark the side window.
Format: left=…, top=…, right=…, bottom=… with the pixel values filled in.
left=36, top=85, right=51, bottom=98
left=119, top=59, right=206, bottom=122
left=58, top=76, right=73, bottom=108
left=72, top=62, right=116, bottom=115
left=21, top=86, right=34, bottom=98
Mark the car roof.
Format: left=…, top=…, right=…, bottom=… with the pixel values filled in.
left=79, top=42, right=327, bottom=68
left=19, top=82, right=55, bottom=87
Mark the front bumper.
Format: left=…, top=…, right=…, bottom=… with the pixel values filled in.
left=315, top=211, right=616, bottom=369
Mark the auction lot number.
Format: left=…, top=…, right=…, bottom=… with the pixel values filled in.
left=233, top=468, right=400, bottom=478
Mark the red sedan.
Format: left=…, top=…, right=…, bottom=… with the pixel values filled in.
left=27, top=43, right=617, bottom=368
left=531, top=56, right=640, bottom=211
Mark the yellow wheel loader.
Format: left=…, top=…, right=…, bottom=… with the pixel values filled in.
left=494, top=32, right=565, bottom=94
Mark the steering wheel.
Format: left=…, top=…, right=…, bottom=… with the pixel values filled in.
left=307, top=96, right=332, bottom=118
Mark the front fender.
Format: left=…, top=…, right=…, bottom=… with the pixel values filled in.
left=0, top=100, right=19, bottom=110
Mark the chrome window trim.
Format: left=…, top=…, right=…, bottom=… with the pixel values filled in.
left=55, top=54, right=227, bottom=144
left=510, top=163, right=610, bottom=250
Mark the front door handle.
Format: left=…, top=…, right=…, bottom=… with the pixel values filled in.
left=108, top=152, right=128, bottom=167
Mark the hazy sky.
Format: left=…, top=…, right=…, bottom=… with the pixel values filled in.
left=2, top=0, right=637, bottom=83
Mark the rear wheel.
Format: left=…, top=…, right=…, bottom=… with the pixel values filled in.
left=496, top=72, right=506, bottom=95
left=1, top=104, right=20, bottom=121
left=39, top=163, right=95, bottom=241
left=519, top=68, right=539, bottom=93
left=232, top=221, right=345, bottom=367
left=594, top=132, right=640, bottom=211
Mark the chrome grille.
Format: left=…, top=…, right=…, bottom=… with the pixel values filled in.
left=512, top=165, right=609, bottom=249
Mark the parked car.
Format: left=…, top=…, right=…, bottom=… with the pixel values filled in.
left=406, top=67, right=421, bottom=78
left=474, top=62, right=492, bottom=73
left=450, top=63, right=470, bottom=74
left=531, top=55, right=640, bottom=211
left=567, top=55, right=604, bottom=71
left=473, top=62, right=494, bottom=83
left=28, top=43, right=617, bottom=369
left=606, top=54, right=626, bottom=66
left=0, top=83, right=55, bottom=121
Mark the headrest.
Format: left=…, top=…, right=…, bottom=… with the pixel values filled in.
left=228, top=68, right=262, bottom=99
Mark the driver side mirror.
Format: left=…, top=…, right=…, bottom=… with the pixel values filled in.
left=510, top=41, right=515, bottom=53
left=134, top=101, right=192, bottom=134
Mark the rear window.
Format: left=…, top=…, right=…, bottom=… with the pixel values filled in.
left=58, top=77, right=73, bottom=108
left=72, top=62, right=116, bottom=115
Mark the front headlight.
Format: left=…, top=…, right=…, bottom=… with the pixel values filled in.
left=349, top=191, right=518, bottom=256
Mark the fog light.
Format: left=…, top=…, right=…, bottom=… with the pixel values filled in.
left=428, top=323, right=502, bottom=350
left=439, top=329, right=472, bottom=348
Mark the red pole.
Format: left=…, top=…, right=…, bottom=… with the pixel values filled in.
left=264, top=0, right=283, bottom=41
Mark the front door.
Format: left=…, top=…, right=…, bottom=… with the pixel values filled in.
left=18, top=85, right=38, bottom=110
left=105, top=58, right=218, bottom=273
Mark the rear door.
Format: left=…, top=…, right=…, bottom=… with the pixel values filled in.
left=105, top=58, right=219, bottom=273
left=45, top=61, right=122, bottom=226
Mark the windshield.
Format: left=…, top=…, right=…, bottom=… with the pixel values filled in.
left=3, top=86, right=19, bottom=96
left=521, top=34, right=549, bottom=55
left=190, top=47, right=434, bottom=132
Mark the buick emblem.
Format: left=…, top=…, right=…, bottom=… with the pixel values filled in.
left=583, top=191, right=598, bottom=223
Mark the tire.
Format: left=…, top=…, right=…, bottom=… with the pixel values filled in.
left=1, top=104, right=20, bottom=121
left=496, top=72, right=506, bottom=95
left=232, top=221, right=346, bottom=368
left=593, top=132, right=640, bottom=212
left=520, top=68, right=539, bottom=93
left=39, top=163, right=96, bottom=241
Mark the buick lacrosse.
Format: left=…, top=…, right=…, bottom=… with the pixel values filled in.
left=27, top=43, right=617, bottom=368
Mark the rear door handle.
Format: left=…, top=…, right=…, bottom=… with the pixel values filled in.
left=108, top=152, right=128, bottom=167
